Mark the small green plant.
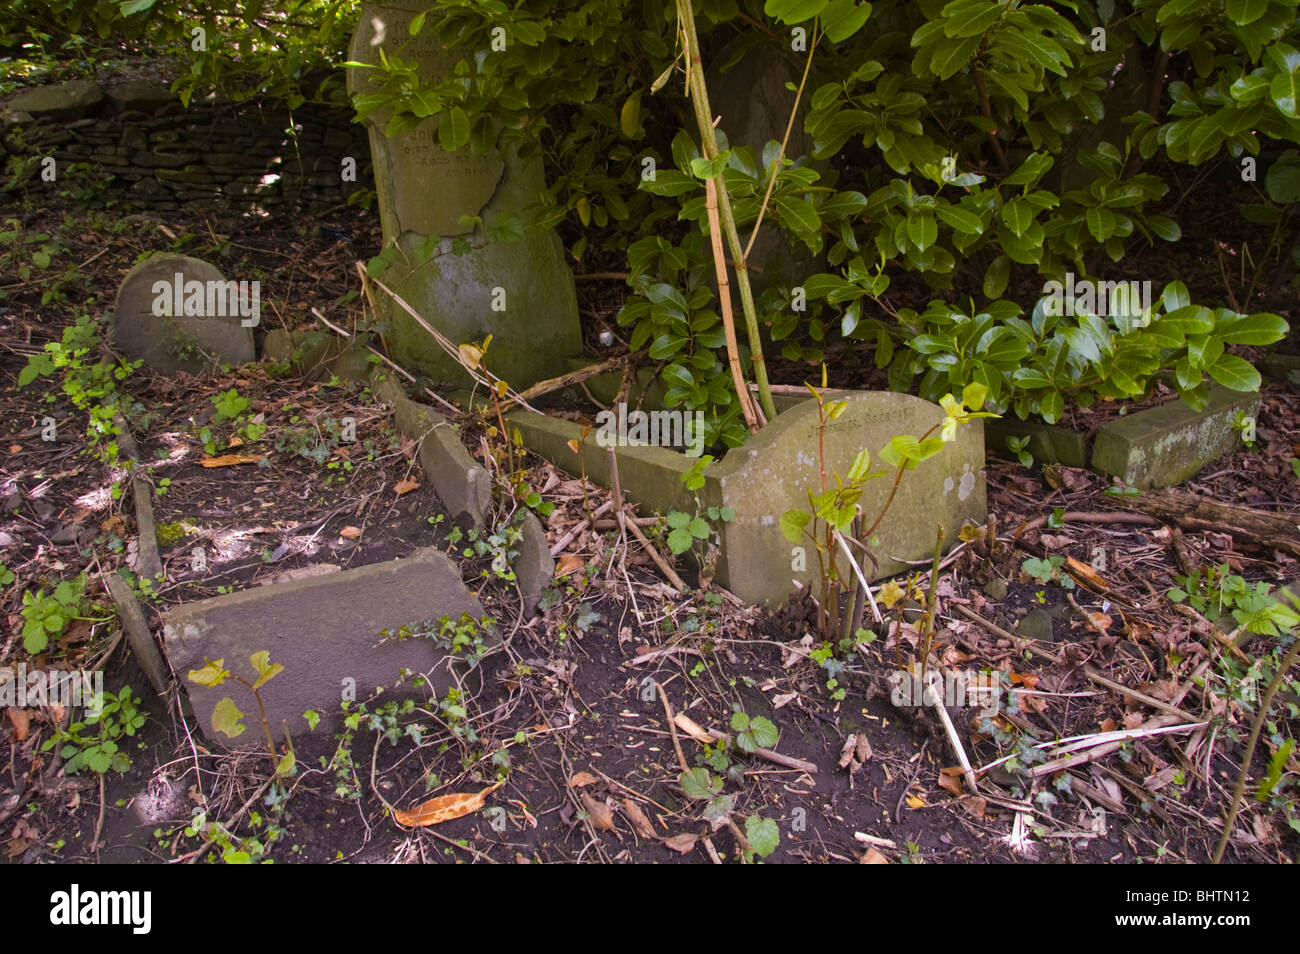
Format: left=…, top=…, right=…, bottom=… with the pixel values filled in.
left=41, top=686, right=146, bottom=775
left=20, top=574, right=111, bottom=654
left=212, top=388, right=250, bottom=423
left=1229, top=409, right=1257, bottom=451
left=187, top=653, right=295, bottom=777
left=782, top=374, right=992, bottom=644
left=1020, top=555, right=1074, bottom=589
left=1005, top=435, right=1033, bottom=468
left=1290, top=458, right=1300, bottom=480
left=0, top=563, right=14, bottom=586
left=676, top=705, right=781, bottom=862
left=17, top=310, right=140, bottom=463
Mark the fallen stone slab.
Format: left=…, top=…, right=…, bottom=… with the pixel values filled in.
left=163, top=548, right=489, bottom=746
left=1091, top=387, right=1260, bottom=489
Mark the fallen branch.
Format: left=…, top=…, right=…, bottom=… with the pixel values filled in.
left=954, top=605, right=1200, bottom=722
left=1111, top=489, right=1300, bottom=558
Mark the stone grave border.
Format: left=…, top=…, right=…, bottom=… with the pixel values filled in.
left=984, top=386, right=1261, bottom=488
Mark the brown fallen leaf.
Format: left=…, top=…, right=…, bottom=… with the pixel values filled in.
left=100, top=515, right=127, bottom=538
left=200, top=454, right=264, bottom=468
left=1087, top=612, right=1113, bottom=632
left=936, top=768, right=964, bottom=797
left=7, top=708, right=30, bottom=741
left=1066, top=556, right=1110, bottom=590
left=8, top=444, right=20, bottom=454
left=555, top=554, right=586, bottom=578
left=860, top=847, right=890, bottom=864
left=961, top=795, right=988, bottom=820
left=620, top=799, right=657, bottom=839
left=568, top=770, right=600, bottom=788
left=393, top=781, right=503, bottom=828
left=579, top=791, right=615, bottom=831
left=339, top=526, right=363, bottom=540
left=838, top=734, right=860, bottom=770
left=393, top=478, right=420, bottom=496
left=662, top=832, right=699, bottom=854
left=905, top=794, right=927, bottom=810
left=855, top=733, right=873, bottom=763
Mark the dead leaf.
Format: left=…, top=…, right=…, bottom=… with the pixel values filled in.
left=1066, top=556, right=1110, bottom=590
left=905, top=794, right=927, bottom=810
left=200, top=454, right=263, bottom=468
left=568, top=770, right=600, bottom=788
left=1100, top=717, right=1117, bottom=732
left=855, top=733, right=873, bottom=763
left=555, top=554, right=585, bottom=578
left=620, top=799, right=657, bottom=839
left=1122, top=711, right=1145, bottom=730
left=100, top=515, right=127, bottom=538
left=662, top=832, right=699, bottom=854
left=580, top=791, right=615, bottom=831
left=772, top=691, right=798, bottom=710
left=860, top=847, right=890, bottom=864
left=961, top=796, right=988, bottom=820
left=7, top=708, right=30, bottom=741
left=1087, top=612, right=1113, bottom=632
left=936, top=769, right=963, bottom=797
left=838, top=735, right=860, bottom=770
left=566, top=439, right=582, bottom=454
left=339, top=526, right=363, bottom=540
left=8, top=445, right=20, bottom=454
left=393, top=478, right=420, bottom=496
left=393, top=781, right=503, bottom=828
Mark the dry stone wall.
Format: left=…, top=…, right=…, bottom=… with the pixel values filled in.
left=1, top=78, right=371, bottom=212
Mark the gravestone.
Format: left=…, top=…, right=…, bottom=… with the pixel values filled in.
left=348, top=2, right=580, bottom=389
left=707, top=41, right=821, bottom=294
left=111, top=254, right=256, bottom=373
left=164, top=547, right=490, bottom=745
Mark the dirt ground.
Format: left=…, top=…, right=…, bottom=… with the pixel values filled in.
left=2, top=159, right=1299, bottom=866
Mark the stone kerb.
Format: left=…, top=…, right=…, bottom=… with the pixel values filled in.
left=509, top=391, right=987, bottom=605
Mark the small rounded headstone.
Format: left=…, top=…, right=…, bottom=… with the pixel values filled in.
left=110, top=254, right=257, bottom=374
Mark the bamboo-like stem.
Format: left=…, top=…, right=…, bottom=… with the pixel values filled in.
left=676, top=0, right=777, bottom=421
left=918, top=523, right=944, bottom=686
left=705, top=178, right=760, bottom=430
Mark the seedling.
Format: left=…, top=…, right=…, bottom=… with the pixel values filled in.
left=187, top=652, right=295, bottom=776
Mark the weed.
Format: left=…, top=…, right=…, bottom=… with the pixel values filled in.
left=41, top=686, right=146, bottom=775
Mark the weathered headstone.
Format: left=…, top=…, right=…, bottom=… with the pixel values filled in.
left=348, top=2, right=580, bottom=389
left=163, top=547, right=491, bottom=745
left=111, top=254, right=256, bottom=373
left=708, top=42, right=820, bottom=292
